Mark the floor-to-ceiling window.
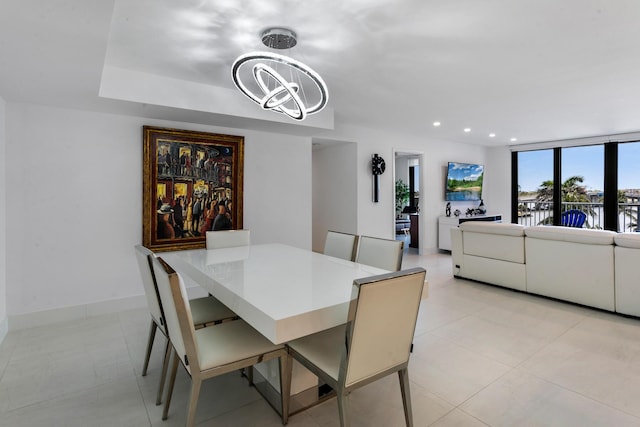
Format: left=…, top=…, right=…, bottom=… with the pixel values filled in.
left=513, top=141, right=639, bottom=231
left=561, top=145, right=603, bottom=228
left=618, top=142, right=640, bottom=232
left=516, top=149, right=553, bottom=226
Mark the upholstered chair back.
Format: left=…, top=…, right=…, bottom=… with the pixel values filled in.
left=344, top=268, right=425, bottom=387
left=206, top=230, right=251, bottom=249
left=324, top=231, right=359, bottom=261
left=134, top=245, right=163, bottom=327
left=355, top=236, right=404, bottom=271
left=152, top=257, right=199, bottom=375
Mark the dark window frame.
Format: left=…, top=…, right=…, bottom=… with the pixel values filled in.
left=512, top=141, right=628, bottom=231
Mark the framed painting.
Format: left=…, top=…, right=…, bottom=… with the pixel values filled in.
left=142, top=126, right=244, bottom=251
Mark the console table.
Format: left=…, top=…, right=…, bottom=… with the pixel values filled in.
left=438, top=214, right=502, bottom=250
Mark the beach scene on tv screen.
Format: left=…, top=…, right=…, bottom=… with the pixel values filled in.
left=446, top=162, right=484, bottom=201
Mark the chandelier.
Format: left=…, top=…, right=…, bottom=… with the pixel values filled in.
left=231, top=28, right=329, bottom=121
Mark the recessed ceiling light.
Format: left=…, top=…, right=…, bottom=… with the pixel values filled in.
left=489, top=133, right=496, bottom=138
left=510, top=137, right=517, bottom=142
left=464, top=128, right=471, bottom=133
left=433, top=121, right=441, bottom=127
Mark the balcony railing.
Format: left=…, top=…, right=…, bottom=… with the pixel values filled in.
left=517, top=201, right=639, bottom=232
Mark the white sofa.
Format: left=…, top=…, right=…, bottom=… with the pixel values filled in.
left=525, top=226, right=616, bottom=311
left=451, top=222, right=527, bottom=291
left=451, top=222, right=637, bottom=315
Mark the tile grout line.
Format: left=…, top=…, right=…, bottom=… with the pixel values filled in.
left=116, top=310, right=155, bottom=426
left=0, top=330, right=23, bottom=390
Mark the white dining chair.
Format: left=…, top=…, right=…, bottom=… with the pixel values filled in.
left=152, top=256, right=291, bottom=427
left=355, top=235, right=404, bottom=271
left=134, top=245, right=237, bottom=405
left=324, top=230, right=359, bottom=261
left=285, top=267, right=426, bottom=427
left=206, top=229, right=251, bottom=249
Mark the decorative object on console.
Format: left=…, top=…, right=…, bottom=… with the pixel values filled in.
left=446, top=202, right=451, bottom=217
left=231, top=27, right=328, bottom=121
left=454, top=209, right=461, bottom=217
left=477, top=199, right=486, bottom=215
left=371, top=154, right=386, bottom=203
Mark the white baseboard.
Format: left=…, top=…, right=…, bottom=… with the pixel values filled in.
left=8, top=294, right=147, bottom=331
left=8, top=284, right=206, bottom=332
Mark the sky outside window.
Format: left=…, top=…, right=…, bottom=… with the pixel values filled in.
left=518, top=150, right=553, bottom=193
left=517, top=143, right=640, bottom=193
left=562, top=145, right=603, bottom=193
left=619, top=142, right=640, bottom=190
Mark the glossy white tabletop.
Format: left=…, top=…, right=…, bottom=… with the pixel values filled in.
left=161, top=243, right=388, bottom=344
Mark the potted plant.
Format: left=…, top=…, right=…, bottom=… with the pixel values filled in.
left=395, top=179, right=410, bottom=218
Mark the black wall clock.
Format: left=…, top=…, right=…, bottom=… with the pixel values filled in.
left=372, top=153, right=386, bottom=202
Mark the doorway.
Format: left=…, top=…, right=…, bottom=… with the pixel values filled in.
left=394, top=150, right=424, bottom=255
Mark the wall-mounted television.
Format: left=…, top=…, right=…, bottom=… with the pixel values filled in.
left=445, top=162, right=484, bottom=201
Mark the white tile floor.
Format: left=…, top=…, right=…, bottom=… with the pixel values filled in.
left=2, top=251, right=640, bottom=426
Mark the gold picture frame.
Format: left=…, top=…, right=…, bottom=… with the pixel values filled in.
left=142, top=126, right=244, bottom=251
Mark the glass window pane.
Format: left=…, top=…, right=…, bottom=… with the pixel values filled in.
left=618, top=142, right=640, bottom=232
left=517, top=150, right=553, bottom=226
left=561, top=145, right=603, bottom=228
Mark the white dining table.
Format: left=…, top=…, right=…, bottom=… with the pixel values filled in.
left=160, top=243, right=388, bottom=344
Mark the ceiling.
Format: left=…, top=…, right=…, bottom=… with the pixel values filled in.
left=2, top=0, right=640, bottom=146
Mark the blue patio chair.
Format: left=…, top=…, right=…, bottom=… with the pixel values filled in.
left=561, top=209, right=586, bottom=228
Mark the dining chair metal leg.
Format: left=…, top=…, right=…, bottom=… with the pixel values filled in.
left=398, top=368, right=413, bottom=427
left=141, top=320, right=157, bottom=376
left=337, top=390, right=349, bottom=427
left=279, top=353, right=292, bottom=425
left=156, top=337, right=171, bottom=405
left=247, top=366, right=254, bottom=386
left=162, top=349, right=180, bottom=421
left=185, top=379, right=202, bottom=427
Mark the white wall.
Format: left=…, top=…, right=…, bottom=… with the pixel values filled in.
left=0, top=96, right=7, bottom=343
left=318, top=124, right=488, bottom=250
left=243, top=132, right=312, bottom=248
left=484, top=146, right=513, bottom=223
left=395, top=156, right=409, bottom=184
left=2, top=101, right=499, bottom=327
left=5, top=103, right=312, bottom=322
left=312, top=143, right=357, bottom=252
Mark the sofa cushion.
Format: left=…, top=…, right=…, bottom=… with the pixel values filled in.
left=614, top=232, right=640, bottom=249
left=459, top=222, right=526, bottom=236
left=462, top=254, right=527, bottom=291
left=525, top=237, right=615, bottom=310
left=462, top=225, right=525, bottom=264
left=524, top=225, right=615, bottom=245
